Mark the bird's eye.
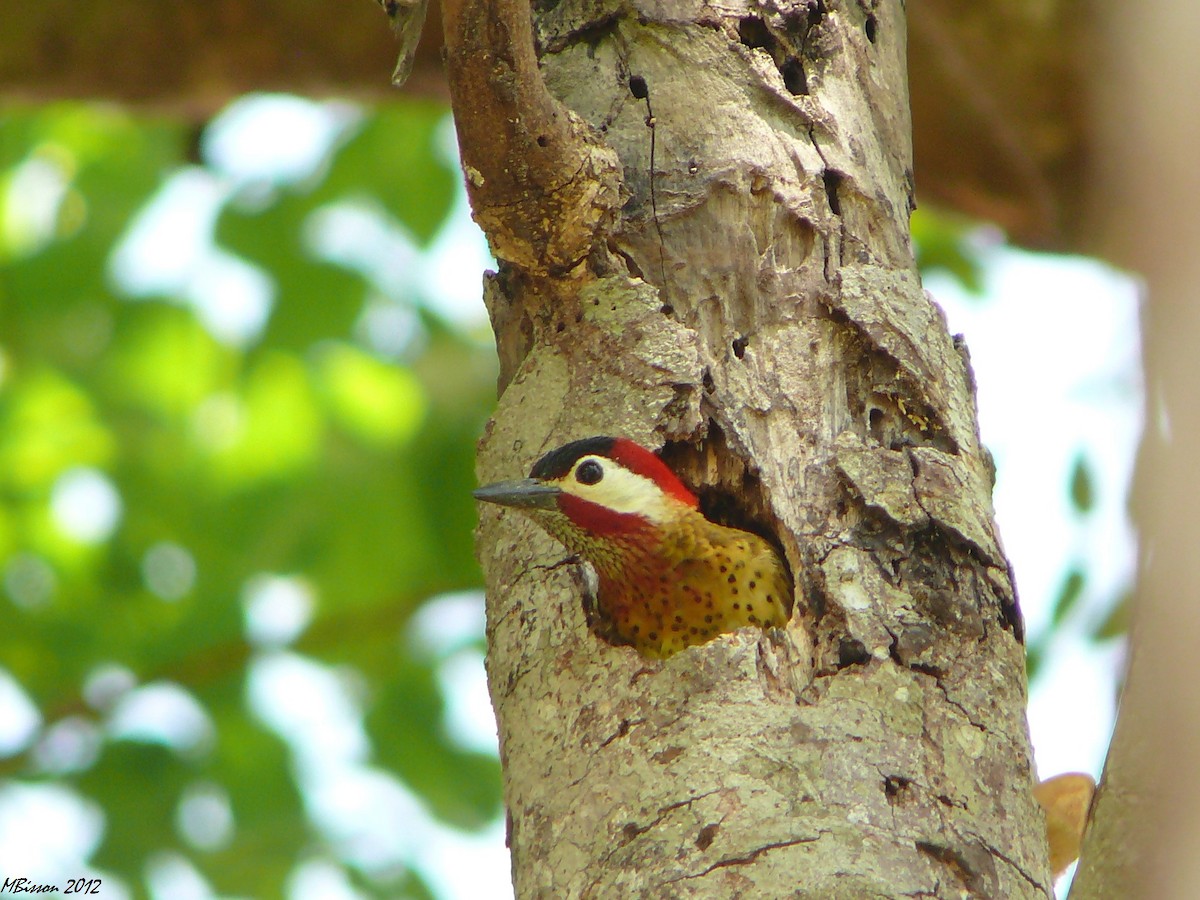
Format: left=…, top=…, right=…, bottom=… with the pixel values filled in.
left=575, top=459, right=604, bottom=485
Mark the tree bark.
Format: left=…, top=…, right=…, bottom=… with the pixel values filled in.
left=457, top=1, right=1051, bottom=896
left=1069, top=1, right=1200, bottom=896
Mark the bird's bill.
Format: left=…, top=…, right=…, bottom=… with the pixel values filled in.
left=472, top=478, right=561, bottom=510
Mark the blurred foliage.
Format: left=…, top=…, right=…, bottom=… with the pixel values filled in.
left=911, top=206, right=986, bottom=295
left=0, top=98, right=499, bottom=897
left=0, top=94, right=1132, bottom=898
left=1093, top=588, right=1130, bottom=642
left=1025, top=447, right=1127, bottom=682
left=1069, top=454, right=1095, bottom=514
left=1050, top=568, right=1086, bottom=628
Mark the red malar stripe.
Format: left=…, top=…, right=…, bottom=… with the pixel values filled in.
left=559, top=493, right=656, bottom=537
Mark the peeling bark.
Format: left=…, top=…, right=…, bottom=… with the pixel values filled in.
left=458, top=1, right=1050, bottom=896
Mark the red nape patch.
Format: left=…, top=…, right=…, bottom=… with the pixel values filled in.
left=608, top=439, right=698, bottom=508
left=559, top=493, right=657, bottom=537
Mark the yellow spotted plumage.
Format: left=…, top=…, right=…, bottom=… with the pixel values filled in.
left=474, top=436, right=793, bottom=658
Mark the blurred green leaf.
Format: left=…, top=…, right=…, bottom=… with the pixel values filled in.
left=0, top=367, right=114, bottom=490
left=315, top=342, right=428, bottom=447
left=911, top=207, right=985, bottom=295
left=1050, top=568, right=1086, bottom=627
left=1094, top=589, right=1131, bottom=641
left=1025, top=636, right=1046, bottom=682
left=1069, top=454, right=1095, bottom=514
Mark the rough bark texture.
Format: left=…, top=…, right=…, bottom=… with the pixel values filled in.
left=458, top=0, right=1051, bottom=896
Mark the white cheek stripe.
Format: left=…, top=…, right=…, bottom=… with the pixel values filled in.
left=566, top=459, right=673, bottom=524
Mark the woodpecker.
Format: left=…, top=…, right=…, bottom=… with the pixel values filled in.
left=474, top=436, right=793, bottom=658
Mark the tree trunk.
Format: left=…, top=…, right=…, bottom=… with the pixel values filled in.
left=1069, top=1, right=1200, bottom=895
left=451, top=0, right=1051, bottom=895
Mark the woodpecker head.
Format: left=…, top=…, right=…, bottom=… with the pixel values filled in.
left=475, top=436, right=794, bottom=657
left=473, top=436, right=699, bottom=564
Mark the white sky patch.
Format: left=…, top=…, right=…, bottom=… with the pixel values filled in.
left=107, top=166, right=274, bottom=347
left=242, top=574, right=316, bottom=648
left=1028, top=640, right=1125, bottom=778
left=50, top=467, right=122, bottom=543
left=247, top=651, right=370, bottom=770
left=107, top=681, right=214, bottom=756
left=0, top=782, right=104, bottom=881
left=418, top=115, right=494, bottom=328
left=141, top=541, right=197, bottom=601
left=416, top=818, right=512, bottom=900
left=927, top=246, right=1141, bottom=788
left=248, top=651, right=474, bottom=885
left=302, top=764, right=431, bottom=875
left=109, top=168, right=227, bottom=294
left=82, top=663, right=137, bottom=712
left=145, top=851, right=220, bottom=900
left=355, top=293, right=422, bottom=359
left=2, top=150, right=73, bottom=257
left=0, top=668, right=41, bottom=756
left=32, top=715, right=103, bottom=775
left=202, top=94, right=361, bottom=187
left=419, top=191, right=493, bottom=328
left=185, top=248, right=274, bottom=345
left=304, top=199, right=421, bottom=299
left=175, top=781, right=235, bottom=853
left=406, top=590, right=486, bottom=661
left=436, top=649, right=499, bottom=755
left=406, top=593, right=497, bottom=755
left=287, top=857, right=370, bottom=900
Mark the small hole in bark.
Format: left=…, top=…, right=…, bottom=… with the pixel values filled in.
left=737, top=16, right=775, bottom=52
left=884, top=775, right=911, bottom=799
left=868, top=407, right=885, bottom=443
left=732, top=336, right=748, bottom=359
left=660, top=304, right=674, bottom=316
left=555, top=321, right=565, bottom=333
left=780, top=57, right=808, bottom=95
left=696, top=823, right=719, bottom=850
left=865, top=14, right=878, bottom=43
left=907, top=452, right=921, bottom=476
left=823, top=169, right=843, bottom=215
left=536, top=134, right=549, bottom=147
left=838, top=639, right=870, bottom=668
left=629, top=75, right=649, bottom=99
left=702, top=371, right=716, bottom=394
